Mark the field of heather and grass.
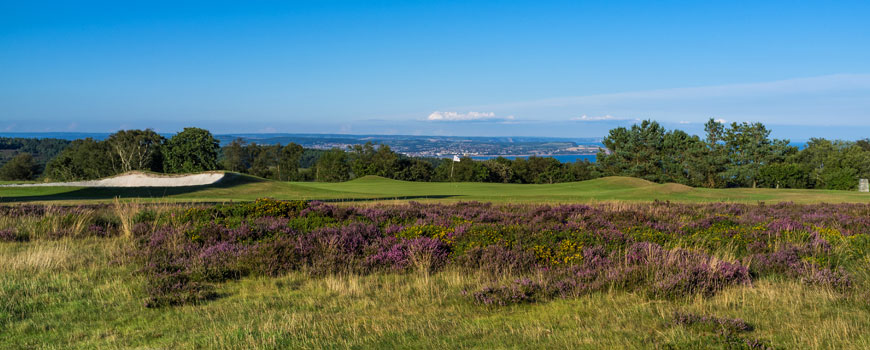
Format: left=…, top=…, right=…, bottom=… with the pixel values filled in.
left=3, top=199, right=870, bottom=349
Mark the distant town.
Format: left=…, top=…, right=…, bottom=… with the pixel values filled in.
left=1, top=132, right=605, bottom=159
left=218, top=134, right=605, bottom=158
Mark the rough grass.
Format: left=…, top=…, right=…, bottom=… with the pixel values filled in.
left=3, top=236, right=870, bottom=349
left=3, top=174, right=870, bottom=204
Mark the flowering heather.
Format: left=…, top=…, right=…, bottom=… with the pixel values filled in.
left=367, top=237, right=450, bottom=272
left=121, top=199, right=870, bottom=306
left=0, top=228, right=26, bottom=242
left=7, top=199, right=869, bottom=309
left=670, top=312, right=778, bottom=350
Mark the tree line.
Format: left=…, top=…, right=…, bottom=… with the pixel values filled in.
left=40, top=128, right=220, bottom=181
left=597, top=119, right=870, bottom=190
left=0, top=137, right=70, bottom=181
left=221, top=141, right=598, bottom=184
left=2, top=120, right=868, bottom=190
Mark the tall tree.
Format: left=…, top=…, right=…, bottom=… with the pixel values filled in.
left=597, top=120, right=668, bottom=182
left=249, top=144, right=280, bottom=179
left=106, top=129, right=165, bottom=173
left=700, top=119, right=729, bottom=188
left=371, top=144, right=399, bottom=177
left=348, top=142, right=378, bottom=178
left=722, top=122, right=790, bottom=188
left=315, top=148, right=350, bottom=182
left=221, top=138, right=249, bottom=172
left=278, top=143, right=304, bottom=181
left=163, top=127, right=220, bottom=173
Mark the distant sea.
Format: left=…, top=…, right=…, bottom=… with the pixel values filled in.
left=470, top=154, right=597, bottom=163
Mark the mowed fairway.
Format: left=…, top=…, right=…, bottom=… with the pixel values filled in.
left=2, top=174, right=870, bottom=204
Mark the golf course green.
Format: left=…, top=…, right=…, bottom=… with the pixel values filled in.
left=2, top=173, right=869, bottom=204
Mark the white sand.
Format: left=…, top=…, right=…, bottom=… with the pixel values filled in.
left=1, top=171, right=226, bottom=188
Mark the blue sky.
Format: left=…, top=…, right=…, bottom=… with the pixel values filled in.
left=1, top=0, right=869, bottom=139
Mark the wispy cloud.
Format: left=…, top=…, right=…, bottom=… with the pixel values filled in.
left=447, top=74, right=870, bottom=126
left=427, top=111, right=515, bottom=122
left=570, top=114, right=637, bottom=122
left=481, top=74, right=870, bottom=109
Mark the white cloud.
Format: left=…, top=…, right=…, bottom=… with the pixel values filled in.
left=427, top=111, right=514, bottom=122
left=679, top=120, right=691, bottom=124
left=714, top=118, right=727, bottom=124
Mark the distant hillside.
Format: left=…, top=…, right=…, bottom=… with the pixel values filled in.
left=0, top=136, right=71, bottom=173
left=0, top=132, right=605, bottom=160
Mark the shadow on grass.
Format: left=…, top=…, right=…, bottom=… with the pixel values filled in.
left=0, top=174, right=458, bottom=203
left=0, top=173, right=262, bottom=203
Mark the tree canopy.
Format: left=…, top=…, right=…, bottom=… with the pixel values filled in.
left=163, top=128, right=220, bottom=173
left=0, top=153, right=38, bottom=181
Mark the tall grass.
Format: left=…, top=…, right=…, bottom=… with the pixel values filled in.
left=112, top=197, right=139, bottom=239
left=4, top=200, right=870, bottom=348
left=4, top=237, right=870, bottom=349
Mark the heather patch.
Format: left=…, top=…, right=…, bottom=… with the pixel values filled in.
left=6, top=199, right=869, bottom=310
left=121, top=200, right=870, bottom=306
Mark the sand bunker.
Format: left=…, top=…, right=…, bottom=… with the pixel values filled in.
left=1, top=171, right=226, bottom=188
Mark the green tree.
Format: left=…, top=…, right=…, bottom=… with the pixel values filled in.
left=700, top=119, right=729, bottom=188
left=278, top=143, right=304, bottom=181
left=566, top=160, right=598, bottom=182
left=794, top=139, right=870, bottom=190
left=44, top=138, right=116, bottom=181
left=482, top=157, right=515, bottom=183
left=163, top=128, right=220, bottom=173
left=721, top=122, right=791, bottom=188
left=371, top=144, right=399, bottom=177
left=597, top=120, right=669, bottom=182
left=348, top=142, right=377, bottom=177
left=434, top=157, right=489, bottom=182
left=315, top=148, right=350, bottom=182
left=758, top=162, right=807, bottom=188
left=106, top=129, right=165, bottom=173
left=0, top=137, right=70, bottom=177
left=395, top=159, right=433, bottom=181
left=660, top=129, right=707, bottom=186
left=248, top=144, right=280, bottom=179
left=0, top=153, right=38, bottom=180
left=347, top=142, right=399, bottom=179
left=221, top=138, right=250, bottom=172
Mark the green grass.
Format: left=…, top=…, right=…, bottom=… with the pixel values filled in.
left=3, top=174, right=870, bottom=204
left=3, top=237, right=870, bottom=349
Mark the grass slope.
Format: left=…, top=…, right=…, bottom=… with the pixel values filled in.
left=3, top=238, right=868, bottom=349
left=2, top=174, right=870, bottom=204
